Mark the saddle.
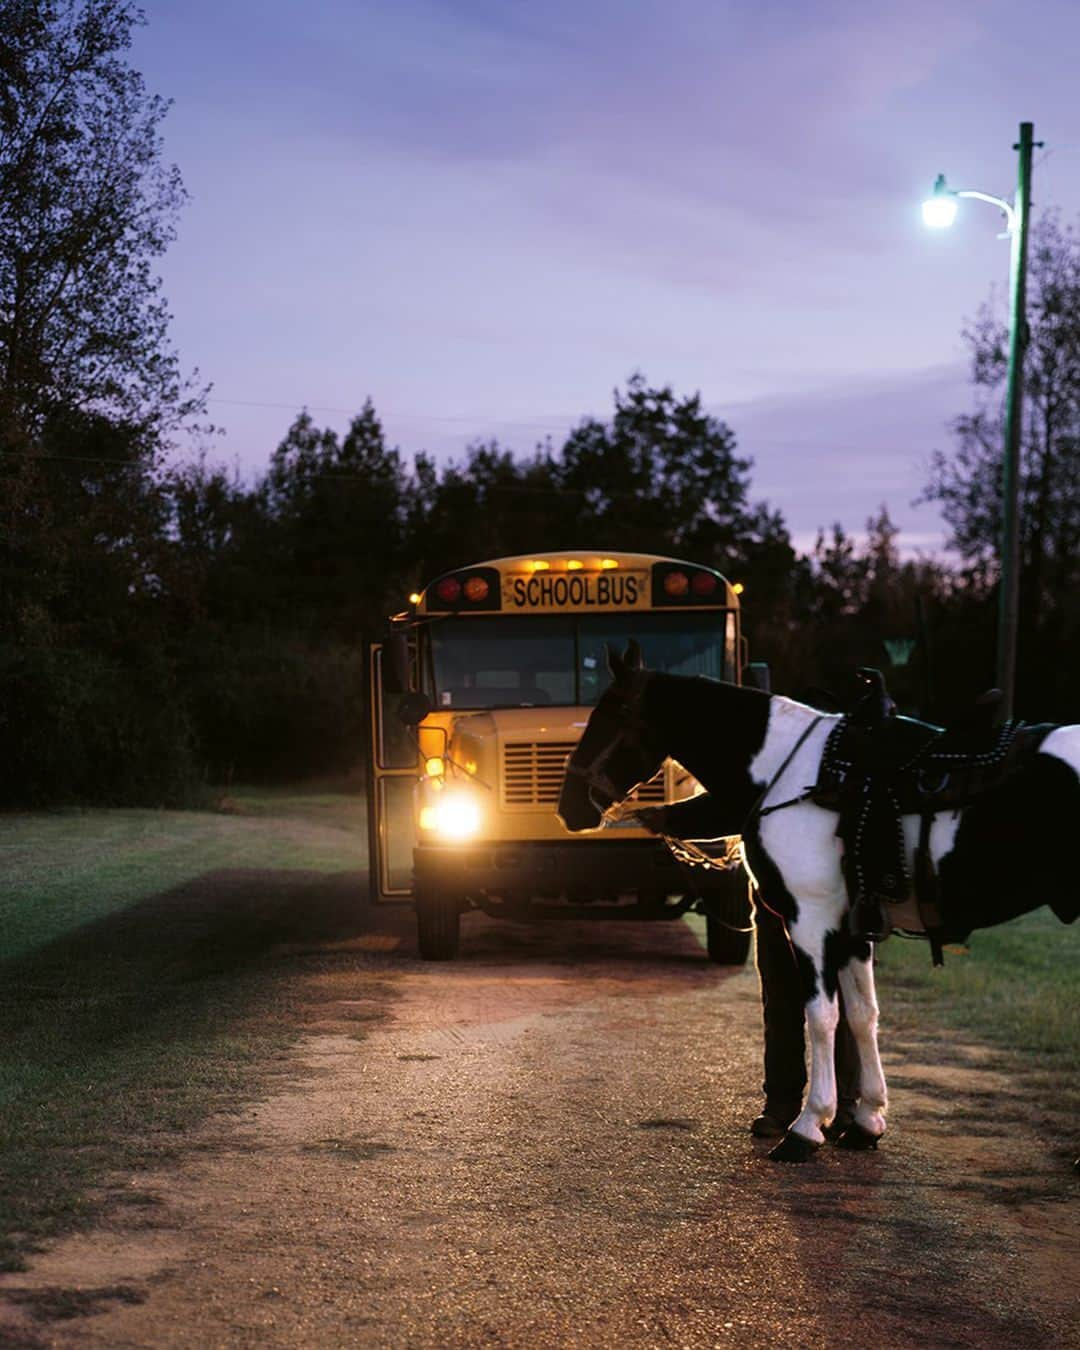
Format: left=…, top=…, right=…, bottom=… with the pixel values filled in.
left=811, top=669, right=1054, bottom=959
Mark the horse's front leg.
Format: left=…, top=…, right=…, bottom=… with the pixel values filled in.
left=768, top=977, right=839, bottom=1161
left=835, top=951, right=887, bottom=1149
left=768, top=896, right=846, bottom=1163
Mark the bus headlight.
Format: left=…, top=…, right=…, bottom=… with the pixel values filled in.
left=419, top=791, right=482, bottom=840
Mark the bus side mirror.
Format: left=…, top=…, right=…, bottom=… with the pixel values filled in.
left=397, top=691, right=433, bottom=726
left=744, top=661, right=771, bottom=693
left=385, top=632, right=411, bottom=694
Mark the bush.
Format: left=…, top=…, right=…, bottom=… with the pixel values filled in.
left=0, top=644, right=201, bottom=808
left=185, top=634, right=366, bottom=784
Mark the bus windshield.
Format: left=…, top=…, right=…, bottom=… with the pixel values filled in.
left=428, top=613, right=734, bottom=710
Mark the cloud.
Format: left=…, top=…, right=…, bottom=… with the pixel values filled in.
left=721, top=362, right=970, bottom=549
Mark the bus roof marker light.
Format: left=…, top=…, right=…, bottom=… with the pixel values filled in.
left=435, top=576, right=462, bottom=603
left=409, top=592, right=421, bottom=605
left=600, top=558, right=618, bottom=569
left=464, top=575, right=489, bottom=601
left=566, top=559, right=583, bottom=570
left=530, top=560, right=550, bottom=572
left=732, top=582, right=745, bottom=595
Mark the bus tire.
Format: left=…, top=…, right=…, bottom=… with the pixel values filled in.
left=703, top=872, right=753, bottom=966
left=416, top=888, right=461, bottom=960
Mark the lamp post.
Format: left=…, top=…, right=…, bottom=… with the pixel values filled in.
left=922, top=122, right=1039, bottom=719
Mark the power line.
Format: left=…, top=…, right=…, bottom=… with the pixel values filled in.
left=206, top=396, right=576, bottom=431
left=1, top=449, right=148, bottom=470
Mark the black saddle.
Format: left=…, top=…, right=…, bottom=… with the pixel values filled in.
left=811, top=668, right=1054, bottom=950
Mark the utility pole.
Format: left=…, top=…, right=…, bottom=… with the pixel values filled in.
left=996, top=122, right=1037, bottom=719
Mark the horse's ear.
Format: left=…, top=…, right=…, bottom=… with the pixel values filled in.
left=624, top=638, right=644, bottom=671
left=605, top=644, right=625, bottom=681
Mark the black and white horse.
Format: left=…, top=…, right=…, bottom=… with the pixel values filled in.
left=558, top=643, right=1079, bottom=1161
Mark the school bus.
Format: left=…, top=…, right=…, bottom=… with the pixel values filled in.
left=367, top=551, right=756, bottom=962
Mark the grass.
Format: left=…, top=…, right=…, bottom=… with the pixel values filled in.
left=0, top=787, right=383, bottom=1273
left=875, top=909, right=1080, bottom=1059
left=874, top=909, right=1080, bottom=1145
left=0, top=788, right=367, bottom=963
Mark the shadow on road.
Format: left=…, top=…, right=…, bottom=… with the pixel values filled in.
left=2, top=865, right=739, bottom=1056
left=447, top=907, right=736, bottom=978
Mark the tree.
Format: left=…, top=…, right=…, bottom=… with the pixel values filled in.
left=555, top=374, right=757, bottom=557
left=553, top=375, right=799, bottom=672
left=405, top=440, right=563, bottom=582
left=404, top=374, right=798, bottom=618
left=259, top=404, right=411, bottom=638
left=918, top=217, right=1080, bottom=612
left=0, top=0, right=201, bottom=450
left=0, top=1, right=204, bottom=804
left=921, top=213, right=1080, bottom=710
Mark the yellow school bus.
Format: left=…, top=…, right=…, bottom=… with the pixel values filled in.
left=367, top=551, right=756, bottom=961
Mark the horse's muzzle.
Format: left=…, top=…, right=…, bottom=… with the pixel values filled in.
left=556, top=773, right=605, bottom=833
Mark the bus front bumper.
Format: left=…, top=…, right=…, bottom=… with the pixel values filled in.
left=413, top=838, right=693, bottom=902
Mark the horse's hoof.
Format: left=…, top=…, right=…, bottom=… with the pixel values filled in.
left=822, top=1113, right=855, bottom=1143
left=750, top=1112, right=790, bottom=1139
left=768, top=1131, right=822, bottom=1164
left=836, top=1122, right=881, bottom=1151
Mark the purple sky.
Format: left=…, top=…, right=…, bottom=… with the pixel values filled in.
left=132, top=0, right=1080, bottom=555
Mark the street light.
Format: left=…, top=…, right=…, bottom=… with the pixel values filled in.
left=921, top=174, right=1017, bottom=234
left=922, top=122, right=1039, bottom=719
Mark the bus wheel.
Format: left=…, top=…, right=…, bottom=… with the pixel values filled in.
left=703, top=872, right=753, bottom=965
left=416, top=888, right=461, bottom=960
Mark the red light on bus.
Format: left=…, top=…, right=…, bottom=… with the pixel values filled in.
left=663, top=571, right=689, bottom=597
left=463, top=575, right=489, bottom=602
left=436, top=576, right=462, bottom=603
left=691, top=571, right=718, bottom=597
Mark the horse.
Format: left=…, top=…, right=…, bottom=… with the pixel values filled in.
left=557, top=642, right=1080, bottom=1162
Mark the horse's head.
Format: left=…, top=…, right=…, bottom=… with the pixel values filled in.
left=557, top=639, right=666, bottom=832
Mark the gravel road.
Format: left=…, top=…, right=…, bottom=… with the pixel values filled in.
left=2, top=905, right=1076, bottom=1348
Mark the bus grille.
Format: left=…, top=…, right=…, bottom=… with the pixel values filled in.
left=502, top=742, right=666, bottom=807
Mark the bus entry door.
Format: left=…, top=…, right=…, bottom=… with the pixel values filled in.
left=367, top=643, right=420, bottom=901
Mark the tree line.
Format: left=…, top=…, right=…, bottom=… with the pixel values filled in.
left=4, top=2, right=1080, bottom=806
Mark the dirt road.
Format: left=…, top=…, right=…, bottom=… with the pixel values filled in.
left=2, top=904, right=1076, bottom=1348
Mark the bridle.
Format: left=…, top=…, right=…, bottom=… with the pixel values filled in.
left=564, top=671, right=659, bottom=815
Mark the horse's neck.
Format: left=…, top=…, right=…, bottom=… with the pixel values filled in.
left=645, top=675, right=774, bottom=802
left=751, top=696, right=839, bottom=791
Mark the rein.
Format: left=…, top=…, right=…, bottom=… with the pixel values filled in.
left=572, top=680, right=826, bottom=921
left=655, top=712, right=826, bottom=876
